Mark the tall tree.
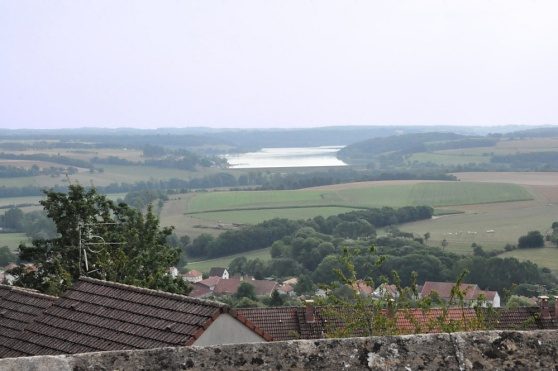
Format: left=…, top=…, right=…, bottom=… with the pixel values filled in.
left=9, top=184, right=190, bottom=296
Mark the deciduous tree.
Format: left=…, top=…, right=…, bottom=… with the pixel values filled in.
left=9, top=184, right=190, bottom=296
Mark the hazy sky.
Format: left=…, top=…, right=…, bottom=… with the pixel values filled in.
left=1, top=1, right=557, bottom=129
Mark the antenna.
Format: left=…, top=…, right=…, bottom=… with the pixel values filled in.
left=78, top=222, right=125, bottom=276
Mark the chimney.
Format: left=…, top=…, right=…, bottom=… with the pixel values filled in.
left=305, top=300, right=315, bottom=323
left=539, top=296, right=551, bottom=320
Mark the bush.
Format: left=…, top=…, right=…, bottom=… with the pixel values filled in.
left=518, top=231, right=544, bottom=249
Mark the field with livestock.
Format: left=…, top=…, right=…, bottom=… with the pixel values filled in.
left=160, top=180, right=534, bottom=237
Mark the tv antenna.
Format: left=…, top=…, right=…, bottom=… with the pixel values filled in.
left=78, top=222, right=125, bottom=275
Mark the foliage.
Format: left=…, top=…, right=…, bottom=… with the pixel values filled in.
left=236, top=282, right=257, bottom=300
left=9, top=184, right=190, bottom=296
left=317, top=246, right=492, bottom=338
left=518, top=231, right=545, bottom=249
left=506, top=295, right=536, bottom=309
left=0, top=246, right=17, bottom=266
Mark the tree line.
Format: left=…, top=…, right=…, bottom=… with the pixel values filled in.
left=186, top=206, right=433, bottom=259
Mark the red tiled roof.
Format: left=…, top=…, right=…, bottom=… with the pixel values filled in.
left=353, top=281, right=374, bottom=295
left=198, top=276, right=221, bottom=288
left=189, top=283, right=211, bottom=298
left=483, top=291, right=498, bottom=301
left=0, top=285, right=57, bottom=357
left=184, top=270, right=202, bottom=278
left=0, top=277, right=271, bottom=358
left=235, top=307, right=301, bottom=341
left=238, top=305, right=555, bottom=341
left=214, top=279, right=278, bottom=297
left=250, top=280, right=278, bottom=296
left=278, top=284, right=294, bottom=293
left=421, top=281, right=481, bottom=301
left=214, top=278, right=241, bottom=295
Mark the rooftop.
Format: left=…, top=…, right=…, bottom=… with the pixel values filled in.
left=0, top=277, right=270, bottom=358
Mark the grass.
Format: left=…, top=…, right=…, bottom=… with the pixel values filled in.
left=187, top=247, right=272, bottom=273
left=0, top=233, right=29, bottom=252
left=158, top=181, right=533, bottom=240
left=408, top=152, right=490, bottom=165
left=190, top=207, right=360, bottom=224
left=184, top=182, right=532, bottom=214
left=499, top=247, right=558, bottom=275
left=401, top=201, right=558, bottom=254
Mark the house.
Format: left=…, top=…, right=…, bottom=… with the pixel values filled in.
left=352, top=280, right=374, bottom=296
left=420, top=281, right=500, bottom=307
left=0, top=285, right=57, bottom=355
left=277, top=284, right=295, bottom=296
left=208, top=267, right=229, bottom=279
left=188, top=282, right=212, bottom=298
left=236, top=297, right=558, bottom=341
left=0, top=277, right=271, bottom=359
left=282, top=277, right=298, bottom=286
left=183, top=269, right=203, bottom=283
left=372, top=283, right=399, bottom=299
left=168, top=266, right=179, bottom=278
left=214, top=278, right=242, bottom=295
left=214, top=278, right=278, bottom=297
left=197, top=276, right=221, bottom=291
left=250, top=280, right=279, bottom=297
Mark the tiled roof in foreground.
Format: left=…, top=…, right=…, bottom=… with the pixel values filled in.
left=237, top=305, right=558, bottom=341
left=0, top=285, right=57, bottom=357
left=0, top=277, right=270, bottom=358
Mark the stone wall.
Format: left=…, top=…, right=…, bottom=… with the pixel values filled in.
left=1, top=330, right=557, bottom=370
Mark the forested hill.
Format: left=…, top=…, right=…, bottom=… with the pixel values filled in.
left=337, top=132, right=498, bottom=164
left=0, top=126, right=518, bottom=152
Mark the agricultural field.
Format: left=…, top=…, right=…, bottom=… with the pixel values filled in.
left=408, top=152, right=489, bottom=165
left=0, top=164, right=221, bottom=188
left=0, top=233, right=29, bottom=251
left=437, top=138, right=558, bottom=156
left=406, top=138, right=558, bottom=167
left=188, top=247, right=272, bottom=273
left=499, top=248, right=558, bottom=275
left=183, top=181, right=531, bottom=214
left=160, top=180, right=533, bottom=238
left=401, top=172, right=558, bottom=271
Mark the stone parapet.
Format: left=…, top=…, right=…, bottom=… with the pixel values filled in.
left=1, top=330, right=557, bottom=370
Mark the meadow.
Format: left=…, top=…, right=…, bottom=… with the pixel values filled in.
left=181, top=181, right=532, bottom=215
left=187, top=247, right=272, bottom=272
left=0, top=233, right=29, bottom=251
left=499, top=248, right=558, bottom=275
left=160, top=181, right=534, bottom=241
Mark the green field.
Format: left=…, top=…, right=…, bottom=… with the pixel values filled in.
left=190, top=207, right=360, bottom=224
left=187, top=247, right=272, bottom=273
left=499, top=248, right=558, bottom=275
left=184, top=182, right=532, bottom=214
left=0, top=233, right=29, bottom=252
left=159, top=181, right=534, bottom=239
left=401, top=202, right=558, bottom=254
left=408, top=152, right=490, bottom=165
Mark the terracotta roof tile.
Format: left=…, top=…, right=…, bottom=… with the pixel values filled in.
left=0, top=277, right=241, bottom=357
left=239, top=305, right=556, bottom=341
left=421, top=281, right=481, bottom=301
left=0, top=285, right=57, bottom=357
left=198, top=276, right=221, bottom=288
left=236, top=307, right=301, bottom=341
left=214, top=278, right=241, bottom=295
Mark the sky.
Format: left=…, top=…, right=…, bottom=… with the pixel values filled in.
left=1, top=0, right=557, bottom=130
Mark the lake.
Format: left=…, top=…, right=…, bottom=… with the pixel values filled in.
left=224, top=146, right=347, bottom=169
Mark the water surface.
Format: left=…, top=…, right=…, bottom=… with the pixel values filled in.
left=224, top=146, right=347, bottom=169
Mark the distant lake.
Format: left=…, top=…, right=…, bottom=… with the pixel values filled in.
left=224, top=146, right=347, bottom=169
